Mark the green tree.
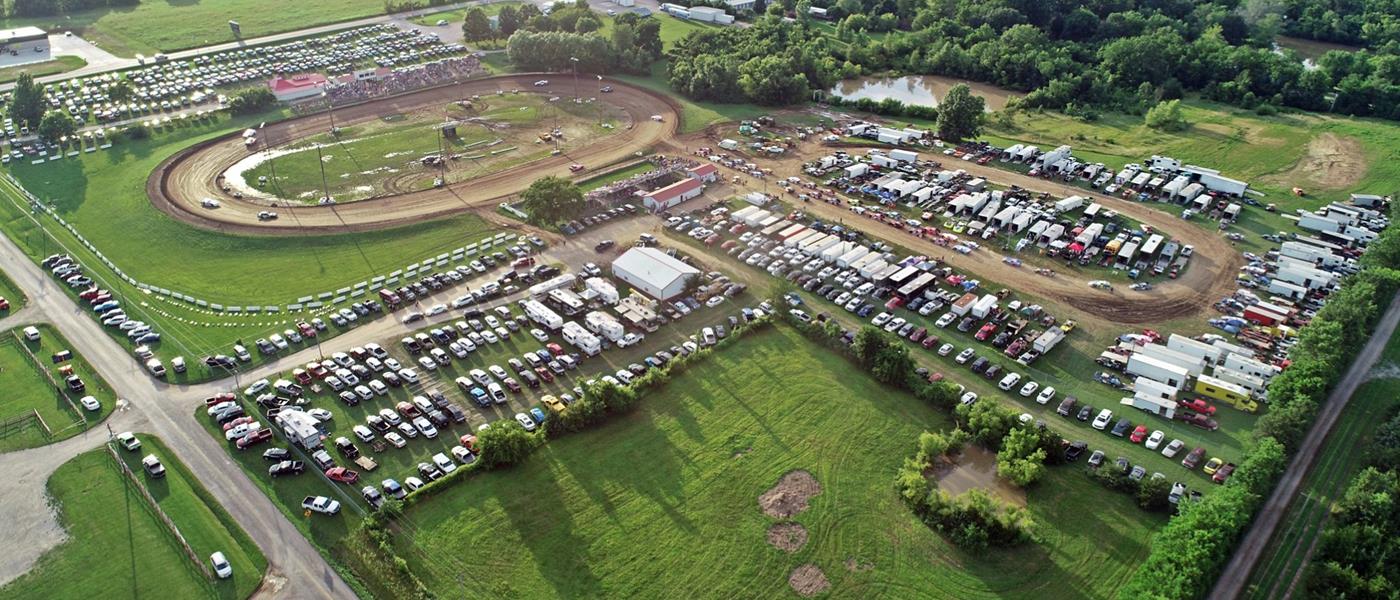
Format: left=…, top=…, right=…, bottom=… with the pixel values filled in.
left=1145, top=99, right=1189, bottom=131
left=1136, top=475, right=1171, bottom=511
left=996, top=427, right=1047, bottom=487
left=498, top=5, right=521, bottom=37
left=518, top=175, right=584, bottom=226
left=935, top=84, right=985, bottom=141
left=9, top=72, right=46, bottom=129
left=36, top=110, right=76, bottom=143
left=108, top=79, right=135, bottom=103
left=463, top=8, right=494, bottom=42
left=228, top=87, right=276, bottom=115
left=737, top=55, right=809, bottom=105
left=476, top=422, right=539, bottom=468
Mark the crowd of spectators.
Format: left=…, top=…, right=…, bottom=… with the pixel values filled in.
left=314, top=56, right=484, bottom=108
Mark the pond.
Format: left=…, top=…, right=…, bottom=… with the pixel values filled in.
left=1274, top=35, right=1360, bottom=70
left=829, top=75, right=1018, bottom=111
left=930, top=444, right=1026, bottom=507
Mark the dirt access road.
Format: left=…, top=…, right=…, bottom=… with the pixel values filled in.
left=719, top=138, right=1243, bottom=325
left=149, top=74, right=681, bottom=236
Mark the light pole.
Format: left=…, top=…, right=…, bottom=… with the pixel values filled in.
left=570, top=57, right=580, bottom=102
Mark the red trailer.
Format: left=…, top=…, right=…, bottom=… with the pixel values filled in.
left=1242, top=306, right=1285, bottom=326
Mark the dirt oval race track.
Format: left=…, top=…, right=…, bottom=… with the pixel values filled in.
left=148, top=74, right=681, bottom=236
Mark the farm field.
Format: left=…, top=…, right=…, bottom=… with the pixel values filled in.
left=0, top=0, right=385, bottom=57
left=0, top=324, right=114, bottom=452
left=364, top=326, right=1163, bottom=599
left=243, top=93, right=623, bottom=204
left=0, top=436, right=265, bottom=600
left=1242, top=332, right=1400, bottom=599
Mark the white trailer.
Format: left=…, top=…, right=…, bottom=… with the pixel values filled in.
left=1032, top=328, right=1065, bottom=353
left=1133, top=377, right=1179, bottom=401
left=548, top=288, right=586, bottom=315
left=1268, top=279, right=1308, bottom=300
left=1135, top=343, right=1206, bottom=377
left=1212, top=367, right=1266, bottom=396
left=1126, top=354, right=1189, bottom=390
left=1211, top=340, right=1257, bottom=362
left=859, top=259, right=888, bottom=279
left=889, top=149, right=918, bottom=163
left=562, top=322, right=601, bottom=356
left=971, top=294, right=998, bottom=319
left=1220, top=353, right=1279, bottom=380
left=1167, top=334, right=1222, bottom=365
left=821, top=241, right=856, bottom=263
left=522, top=299, right=564, bottom=330
left=950, top=293, right=978, bottom=316
left=1119, top=393, right=1177, bottom=419
left=585, top=277, right=620, bottom=305
left=785, top=229, right=821, bottom=248
left=837, top=246, right=870, bottom=268
left=584, top=311, right=626, bottom=342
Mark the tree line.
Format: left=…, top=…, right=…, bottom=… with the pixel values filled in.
left=502, top=1, right=662, bottom=74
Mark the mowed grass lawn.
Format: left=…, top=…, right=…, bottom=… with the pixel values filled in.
left=4, top=113, right=503, bottom=305
left=0, top=0, right=385, bottom=57
left=0, top=437, right=265, bottom=600
left=0, top=325, right=115, bottom=452
left=385, top=326, right=1162, bottom=599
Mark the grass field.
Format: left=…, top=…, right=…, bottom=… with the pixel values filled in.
left=0, top=436, right=265, bottom=600
left=0, top=324, right=115, bottom=452
left=0, top=56, right=86, bottom=84
left=407, top=1, right=524, bottom=28
left=366, top=326, right=1163, bottom=599
left=0, top=0, right=384, bottom=57
left=1242, top=333, right=1400, bottom=599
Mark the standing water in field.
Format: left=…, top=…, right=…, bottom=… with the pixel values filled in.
left=829, top=75, right=1018, bottom=111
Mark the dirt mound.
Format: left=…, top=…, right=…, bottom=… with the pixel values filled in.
left=788, top=564, right=831, bottom=597
left=1278, top=133, right=1367, bottom=190
left=767, top=522, right=809, bottom=553
left=759, top=470, right=821, bottom=518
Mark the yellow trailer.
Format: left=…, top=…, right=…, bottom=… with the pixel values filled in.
left=1194, top=375, right=1257, bottom=412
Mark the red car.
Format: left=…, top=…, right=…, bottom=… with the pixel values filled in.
left=235, top=429, right=273, bottom=450
left=569, top=163, right=585, bottom=173
left=204, top=393, right=235, bottom=407
left=503, top=377, right=522, bottom=393
left=297, top=321, right=317, bottom=338
left=1180, top=398, right=1216, bottom=415
left=395, top=401, right=420, bottom=418
left=1211, top=463, right=1237, bottom=484
left=306, top=362, right=329, bottom=379
left=546, top=343, right=565, bottom=357
left=1181, top=447, right=1207, bottom=469
left=975, top=324, right=996, bottom=341
left=1177, top=412, right=1220, bottom=431
left=459, top=434, right=478, bottom=452
left=79, top=287, right=101, bottom=300
left=221, top=416, right=255, bottom=431
left=921, top=335, right=939, bottom=349
left=1129, top=425, right=1148, bottom=443
left=534, top=366, right=554, bottom=383
left=325, top=467, right=359, bottom=484
left=294, top=369, right=312, bottom=385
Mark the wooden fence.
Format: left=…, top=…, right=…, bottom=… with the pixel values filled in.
left=105, top=443, right=214, bottom=581
left=0, top=409, right=48, bottom=441
left=7, top=331, right=86, bottom=429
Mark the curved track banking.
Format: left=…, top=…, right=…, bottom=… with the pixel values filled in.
left=150, top=74, right=681, bottom=236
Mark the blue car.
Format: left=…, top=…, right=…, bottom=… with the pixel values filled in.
left=469, top=387, right=490, bottom=408
left=530, top=407, right=547, bottom=423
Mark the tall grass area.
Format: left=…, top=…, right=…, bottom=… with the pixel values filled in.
left=4, top=115, right=501, bottom=305
left=0, top=438, right=265, bottom=600
left=377, top=326, right=1162, bottom=599
left=0, top=0, right=385, bottom=57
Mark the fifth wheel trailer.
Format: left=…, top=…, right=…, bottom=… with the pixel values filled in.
left=1167, top=334, right=1222, bottom=365
left=1134, top=343, right=1206, bottom=377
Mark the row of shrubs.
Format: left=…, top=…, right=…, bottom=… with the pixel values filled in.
left=1119, top=201, right=1400, bottom=599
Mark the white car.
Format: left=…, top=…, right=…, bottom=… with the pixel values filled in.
left=417, top=356, right=438, bottom=371
left=955, top=348, right=975, bottom=364
left=384, top=432, right=407, bottom=448
left=882, top=317, right=906, bottom=333
left=427, top=303, right=448, bottom=316
left=998, top=373, right=1022, bottom=391
left=307, top=408, right=334, bottom=422
left=515, top=412, right=537, bottom=431
left=1092, top=409, right=1113, bottom=430
left=488, top=365, right=509, bottom=380
left=451, top=445, right=475, bottom=464
left=79, top=395, right=101, bottom=411
left=937, top=343, right=954, bottom=356
left=1161, top=439, right=1184, bottom=457
left=398, top=368, right=420, bottom=384
left=404, top=476, right=425, bottom=492
left=396, top=422, right=418, bottom=439
left=224, top=422, right=261, bottom=441
left=1035, top=386, right=1056, bottom=405
left=530, top=328, right=549, bottom=342
left=413, top=416, right=438, bottom=439
left=935, top=312, right=957, bottom=328
left=959, top=391, right=978, bottom=405
left=432, top=452, right=457, bottom=474
left=871, top=312, right=893, bottom=327
left=210, top=552, right=232, bottom=579
left=1018, top=381, right=1039, bottom=397
left=352, top=425, right=375, bottom=442
left=1145, top=430, right=1165, bottom=450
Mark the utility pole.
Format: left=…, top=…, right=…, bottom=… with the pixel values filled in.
left=570, top=56, right=580, bottom=102
left=316, top=144, right=331, bottom=204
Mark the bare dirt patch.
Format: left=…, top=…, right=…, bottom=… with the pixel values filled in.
left=788, top=564, right=831, bottom=597
left=1277, top=132, right=1368, bottom=190
left=766, top=522, right=809, bottom=553
left=759, top=470, right=822, bottom=518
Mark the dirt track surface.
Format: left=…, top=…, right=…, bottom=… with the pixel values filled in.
left=731, top=139, right=1244, bottom=325
left=149, top=74, right=681, bottom=236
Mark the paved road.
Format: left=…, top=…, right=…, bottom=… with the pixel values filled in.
left=1208, top=289, right=1400, bottom=600
left=0, top=226, right=357, bottom=598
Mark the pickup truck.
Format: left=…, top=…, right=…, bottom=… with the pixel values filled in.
left=302, top=496, right=341, bottom=515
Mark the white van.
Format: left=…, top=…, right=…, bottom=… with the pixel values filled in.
left=21, top=326, right=39, bottom=341
left=997, top=372, right=1022, bottom=391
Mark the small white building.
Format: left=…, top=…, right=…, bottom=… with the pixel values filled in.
left=642, top=177, right=704, bottom=211
left=612, top=247, right=701, bottom=301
